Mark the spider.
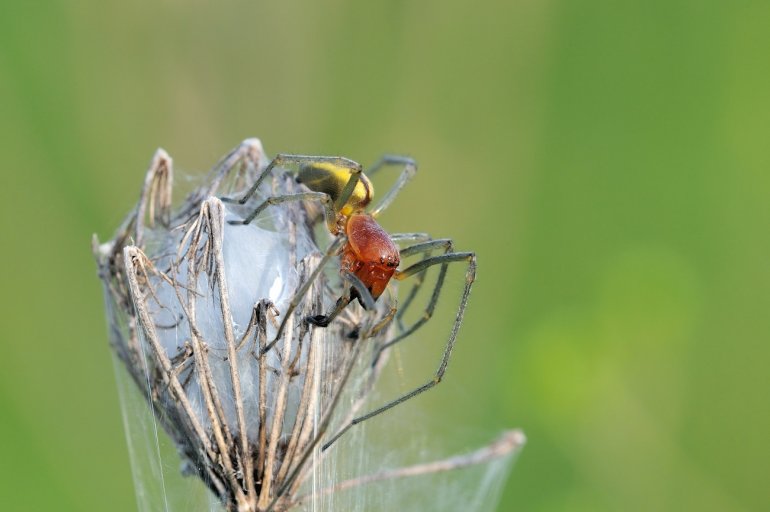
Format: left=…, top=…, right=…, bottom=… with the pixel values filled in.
left=223, top=152, right=476, bottom=450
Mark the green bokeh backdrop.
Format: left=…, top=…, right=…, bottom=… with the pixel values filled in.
left=2, top=1, right=768, bottom=511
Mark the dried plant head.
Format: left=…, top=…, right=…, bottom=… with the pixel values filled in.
left=93, top=139, right=523, bottom=511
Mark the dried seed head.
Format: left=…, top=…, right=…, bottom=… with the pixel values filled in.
left=94, top=139, right=523, bottom=512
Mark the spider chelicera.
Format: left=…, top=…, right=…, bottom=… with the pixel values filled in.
left=223, top=153, right=476, bottom=450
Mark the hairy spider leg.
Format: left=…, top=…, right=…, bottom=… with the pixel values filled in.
left=321, top=250, right=476, bottom=451
left=370, top=237, right=455, bottom=367
left=394, top=238, right=455, bottom=327
left=388, top=232, right=433, bottom=243
left=386, top=232, right=434, bottom=328
left=389, top=235, right=451, bottom=319
left=305, top=270, right=378, bottom=327
left=304, top=269, right=402, bottom=335
left=233, top=191, right=337, bottom=231
left=221, top=154, right=363, bottom=215
left=365, top=155, right=417, bottom=218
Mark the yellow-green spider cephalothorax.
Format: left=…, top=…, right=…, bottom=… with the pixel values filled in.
left=297, top=162, right=373, bottom=217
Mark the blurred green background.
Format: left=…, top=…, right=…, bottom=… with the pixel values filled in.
left=2, top=1, right=769, bottom=510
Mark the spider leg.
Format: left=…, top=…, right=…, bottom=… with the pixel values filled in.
left=305, top=268, right=384, bottom=328
left=366, top=155, right=417, bottom=217
left=322, top=250, right=476, bottom=451
left=387, top=233, right=434, bottom=328
left=305, top=294, right=352, bottom=328
left=369, top=292, right=398, bottom=337
left=221, top=154, right=362, bottom=213
left=389, top=232, right=432, bottom=243
left=371, top=238, right=454, bottom=366
left=344, top=270, right=377, bottom=310
left=228, top=191, right=338, bottom=232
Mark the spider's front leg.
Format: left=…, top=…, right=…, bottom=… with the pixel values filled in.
left=222, top=154, right=362, bottom=210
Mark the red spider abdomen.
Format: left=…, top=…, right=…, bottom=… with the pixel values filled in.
left=342, top=213, right=400, bottom=301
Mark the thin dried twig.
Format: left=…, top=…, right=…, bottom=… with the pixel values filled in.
left=208, top=198, right=256, bottom=504
left=123, top=247, right=226, bottom=497
left=297, top=429, right=526, bottom=501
